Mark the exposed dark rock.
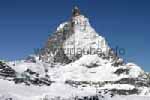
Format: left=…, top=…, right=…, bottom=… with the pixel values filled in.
left=65, top=80, right=106, bottom=88
left=14, top=69, right=53, bottom=86
left=41, top=22, right=73, bottom=64
left=115, top=78, right=150, bottom=87
left=111, top=59, right=124, bottom=67
left=114, top=68, right=129, bottom=75
left=84, top=63, right=99, bottom=68
left=74, top=95, right=101, bottom=100
left=73, top=54, right=82, bottom=61
left=108, top=88, right=139, bottom=95
left=115, top=78, right=137, bottom=84
left=0, top=61, right=16, bottom=78
left=25, top=69, right=37, bottom=75
left=53, top=48, right=72, bottom=64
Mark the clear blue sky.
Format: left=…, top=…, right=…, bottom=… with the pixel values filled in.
left=0, top=0, right=149, bottom=71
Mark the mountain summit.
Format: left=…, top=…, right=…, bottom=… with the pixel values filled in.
left=0, top=7, right=150, bottom=100
left=40, top=7, right=110, bottom=64
left=72, top=6, right=80, bottom=17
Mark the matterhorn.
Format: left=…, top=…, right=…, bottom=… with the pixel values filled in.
left=0, top=7, right=150, bottom=100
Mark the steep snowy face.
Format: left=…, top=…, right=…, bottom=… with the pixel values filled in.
left=62, top=15, right=109, bottom=60
left=42, top=14, right=110, bottom=63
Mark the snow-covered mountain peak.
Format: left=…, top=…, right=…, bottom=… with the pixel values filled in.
left=0, top=7, right=149, bottom=100
left=43, top=8, right=110, bottom=63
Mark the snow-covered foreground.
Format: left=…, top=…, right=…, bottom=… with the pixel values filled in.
left=3, top=56, right=150, bottom=99
left=0, top=79, right=96, bottom=100
left=106, top=96, right=150, bottom=100
left=0, top=79, right=150, bottom=100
